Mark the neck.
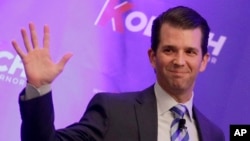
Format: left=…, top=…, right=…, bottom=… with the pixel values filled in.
left=158, top=81, right=194, bottom=103
left=167, top=90, right=192, bottom=103
left=158, top=83, right=193, bottom=103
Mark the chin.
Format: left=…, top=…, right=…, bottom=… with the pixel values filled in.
left=169, top=82, right=188, bottom=91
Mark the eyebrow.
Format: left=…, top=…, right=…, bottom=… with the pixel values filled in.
left=161, top=45, right=176, bottom=49
left=161, top=45, right=201, bottom=53
left=185, top=47, right=200, bottom=52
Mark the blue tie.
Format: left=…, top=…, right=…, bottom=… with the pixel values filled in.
left=170, top=104, right=189, bottom=141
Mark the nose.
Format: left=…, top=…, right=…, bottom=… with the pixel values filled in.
left=173, top=52, right=185, bottom=66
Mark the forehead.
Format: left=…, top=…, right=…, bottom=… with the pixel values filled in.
left=159, top=23, right=202, bottom=49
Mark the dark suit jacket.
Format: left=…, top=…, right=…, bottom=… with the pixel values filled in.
left=19, top=85, right=225, bottom=141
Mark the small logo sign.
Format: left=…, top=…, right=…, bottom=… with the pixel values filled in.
left=230, top=125, right=250, bottom=141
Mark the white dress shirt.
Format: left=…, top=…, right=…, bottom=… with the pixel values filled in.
left=154, top=82, right=199, bottom=141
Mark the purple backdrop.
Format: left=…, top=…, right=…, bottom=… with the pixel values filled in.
left=0, top=0, right=250, bottom=141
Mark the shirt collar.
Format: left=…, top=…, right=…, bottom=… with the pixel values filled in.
left=154, top=82, right=194, bottom=122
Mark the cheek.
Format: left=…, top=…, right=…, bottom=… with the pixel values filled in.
left=153, top=53, right=174, bottom=71
left=155, top=57, right=168, bottom=69
left=155, top=60, right=173, bottom=75
left=157, top=54, right=172, bottom=64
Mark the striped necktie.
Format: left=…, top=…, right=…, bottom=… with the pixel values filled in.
left=170, top=104, right=189, bottom=141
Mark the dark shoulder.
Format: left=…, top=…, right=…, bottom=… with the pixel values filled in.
left=194, top=107, right=225, bottom=141
left=93, top=91, right=141, bottom=104
left=92, top=85, right=155, bottom=103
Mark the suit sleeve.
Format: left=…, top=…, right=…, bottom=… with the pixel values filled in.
left=19, top=89, right=109, bottom=141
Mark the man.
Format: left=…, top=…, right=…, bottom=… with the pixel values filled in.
left=12, top=6, right=225, bottom=141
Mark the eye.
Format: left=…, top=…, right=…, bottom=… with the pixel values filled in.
left=164, top=48, right=172, bottom=52
left=186, top=49, right=198, bottom=56
left=162, top=47, right=175, bottom=54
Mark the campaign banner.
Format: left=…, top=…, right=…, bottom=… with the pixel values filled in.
left=0, top=0, right=250, bottom=141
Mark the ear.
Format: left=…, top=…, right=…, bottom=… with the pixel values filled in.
left=148, top=48, right=156, bottom=69
left=199, top=53, right=210, bottom=72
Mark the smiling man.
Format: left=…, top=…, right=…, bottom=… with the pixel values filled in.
left=148, top=23, right=209, bottom=103
left=13, top=6, right=224, bottom=141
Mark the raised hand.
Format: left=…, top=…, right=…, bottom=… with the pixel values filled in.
left=12, top=23, right=73, bottom=88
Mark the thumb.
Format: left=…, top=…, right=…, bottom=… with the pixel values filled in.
left=57, top=53, right=73, bottom=71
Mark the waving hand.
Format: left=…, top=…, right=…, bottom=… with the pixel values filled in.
left=12, top=23, right=72, bottom=88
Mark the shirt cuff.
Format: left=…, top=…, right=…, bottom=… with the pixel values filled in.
left=21, top=83, right=52, bottom=100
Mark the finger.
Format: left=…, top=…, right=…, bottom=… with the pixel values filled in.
left=29, top=23, right=39, bottom=49
left=21, top=28, right=32, bottom=52
left=43, top=24, right=50, bottom=49
left=57, top=53, right=73, bottom=71
left=11, top=40, right=26, bottom=59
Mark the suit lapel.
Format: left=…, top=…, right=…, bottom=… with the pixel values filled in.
left=193, top=106, right=211, bottom=141
left=134, top=85, right=158, bottom=141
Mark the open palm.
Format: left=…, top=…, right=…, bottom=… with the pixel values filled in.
left=12, top=23, right=72, bottom=88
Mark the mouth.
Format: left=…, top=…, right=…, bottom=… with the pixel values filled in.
left=168, top=70, right=188, bottom=73
left=168, top=70, right=188, bottom=77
